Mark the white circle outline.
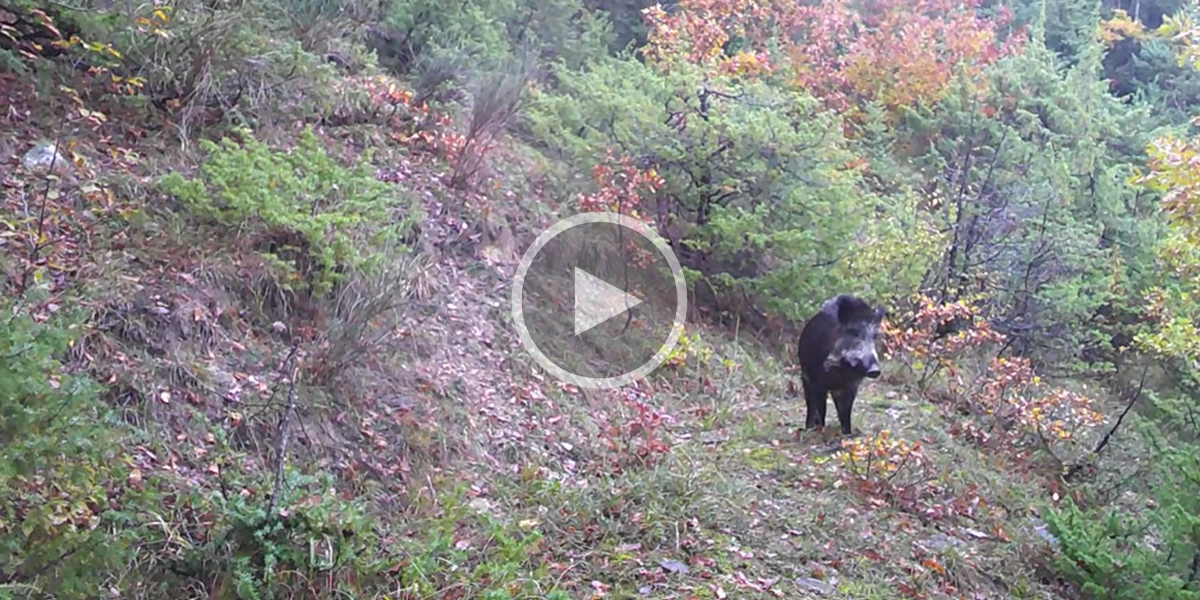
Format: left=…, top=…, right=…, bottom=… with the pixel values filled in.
left=510, top=211, right=688, bottom=390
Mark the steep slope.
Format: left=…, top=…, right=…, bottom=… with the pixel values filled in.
left=1, top=66, right=1079, bottom=600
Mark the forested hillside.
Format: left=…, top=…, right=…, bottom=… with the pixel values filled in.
left=4, top=0, right=1200, bottom=598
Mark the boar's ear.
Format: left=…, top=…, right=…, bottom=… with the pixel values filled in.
left=822, top=295, right=846, bottom=322
left=873, top=306, right=886, bottom=325
left=830, top=295, right=854, bottom=324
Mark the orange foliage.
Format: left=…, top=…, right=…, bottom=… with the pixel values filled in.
left=641, top=0, right=775, bottom=71
left=884, top=294, right=1105, bottom=461
left=641, top=0, right=1024, bottom=117
left=596, top=383, right=674, bottom=473
left=882, top=294, right=1006, bottom=393
left=576, top=150, right=664, bottom=220
left=968, top=356, right=1105, bottom=448
left=335, top=75, right=465, bottom=162
left=1098, top=9, right=1144, bottom=47
left=575, top=150, right=665, bottom=267
left=840, top=429, right=931, bottom=494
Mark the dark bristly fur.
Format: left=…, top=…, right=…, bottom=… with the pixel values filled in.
left=797, top=294, right=886, bottom=435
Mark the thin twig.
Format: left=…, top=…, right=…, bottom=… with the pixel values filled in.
left=268, top=344, right=302, bottom=514
left=1063, top=365, right=1149, bottom=482
left=15, top=128, right=65, bottom=300
left=1092, top=365, right=1149, bottom=457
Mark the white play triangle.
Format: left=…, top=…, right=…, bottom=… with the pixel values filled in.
left=573, top=267, right=643, bottom=336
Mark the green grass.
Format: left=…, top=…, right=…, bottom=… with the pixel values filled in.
left=0, top=69, right=1074, bottom=600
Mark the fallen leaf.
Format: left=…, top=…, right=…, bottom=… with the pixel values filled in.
left=921, top=558, right=946, bottom=575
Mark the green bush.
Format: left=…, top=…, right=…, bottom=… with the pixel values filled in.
left=524, top=56, right=939, bottom=321
left=1043, top=413, right=1200, bottom=600
left=882, top=38, right=1162, bottom=369
left=0, top=302, right=137, bottom=599
left=2, top=0, right=357, bottom=133
left=171, top=468, right=382, bottom=600
left=159, top=126, right=420, bottom=297
left=383, top=483, right=559, bottom=599
left=371, top=0, right=613, bottom=75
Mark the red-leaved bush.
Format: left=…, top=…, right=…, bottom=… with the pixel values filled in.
left=882, top=294, right=1005, bottom=395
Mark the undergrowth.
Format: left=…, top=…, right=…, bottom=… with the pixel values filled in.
left=2, top=0, right=1198, bottom=598
left=158, top=127, right=422, bottom=298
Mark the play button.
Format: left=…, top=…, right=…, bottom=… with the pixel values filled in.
left=511, top=211, right=688, bottom=389
left=574, top=268, right=643, bottom=335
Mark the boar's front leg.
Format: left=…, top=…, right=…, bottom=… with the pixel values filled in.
left=831, top=382, right=860, bottom=436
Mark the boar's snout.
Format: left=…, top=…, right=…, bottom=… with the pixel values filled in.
left=861, top=352, right=882, bottom=379
left=844, top=353, right=881, bottom=379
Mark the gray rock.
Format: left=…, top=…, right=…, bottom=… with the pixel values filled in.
left=917, top=532, right=965, bottom=553
left=1030, top=517, right=1060, bottom=547
left=795, top=577, right=833, bottom=595
left=22, top=142, right=71, bottom=174
left=659, top=558, right=689, bottom=574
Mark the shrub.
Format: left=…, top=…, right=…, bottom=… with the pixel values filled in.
left=882, top=294, right=1006, bottom=395
left=154, top=465, right=383, bottom=600
left=450, top=50, right=540, bottom=190
left=965, top=356, right=1106, bottom=463
left=306, top=248, right=431, bottom=388
left=159, top=126, right=421, bottom=298
left=0, top=301, right=137, bottom=599
left=595, top=384, right=674, bottom=473
left=837, top=429, right=937, bottom=504
left=885, top=294, right=1106, bottom=465
left=1044, top=422, right=1200, bottom=600
left=3, top=0, right=364, bottom=136
left=525, top=56, right=938, bottom=328
left=370, top=0, right=612, bottom=75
